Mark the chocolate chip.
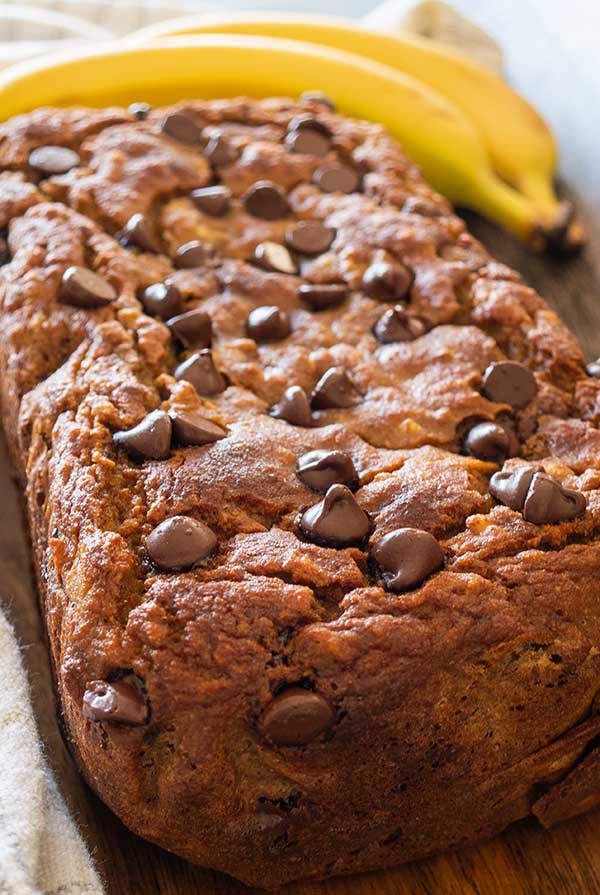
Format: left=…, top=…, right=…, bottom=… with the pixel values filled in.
left=59, top=266, right=116, bottom=308
left=175, top=240, right=210, bottom=269
left=140, top=282, right=182, bottom=320
left=271, top=386, right=313, bottom=427
left=298, top=283, right=347, bottom=310
left=312, top=367, right=361, bottom=409
left=496, top=415, right=521, bottom=457
left=254, top=241, right=297, bottom=275
left=482, top=361, right=537, bottom=408
left=190, top=185, right=231, bottom=217
left=128, top=102, right=151, bottom=120
left=490, top=465, right=586, bottom=524
left=300, top=90, right=336, bottom=111
left=463, top=420, right=512, bottom=464
left=146, top=515, right=217, bottom=570
left=489, top=465, right=535, bottom=511
left=161, top=110, right=204, bottom=145
left=121, top=213, right=160, bottom=252
left=285, top=128, right=330, bottom=157
left=586, top=359, right=600, bottom=378
left=174, top=349, right=227, bottom=395
left=289, top=115, right=332, bottom=137
left=523, top=472, right=586, bottom=524
left=259, top=687, right=333, bottom=746
left=83, top=675, right=148, bottom=725
left=169, top=408, right=227, bottom=446
left=244, top=181, right=290, bottom=220
left=372, top=528, right=444, bottom=592
left=313, top=163, right=359, bottom=194
left=113, top=409, right=172, bottom=461
left=246, top=306, right=291, bottom=342
left=300, top=483, right=370, bottom=547
left=362, top=259, right=413, bottom=301
left=373, top=306, right=426, bottom=343
left=204, top=131, right=237, bottom=166
left=0, top=237, right=9, bottom=266
left=297, top=450, right=357, bottom=491
left=28, top=145, right=80, bottom=175
left=166, top=308, right=212, bottom=349
left=285, top=221, right=335, bottom=255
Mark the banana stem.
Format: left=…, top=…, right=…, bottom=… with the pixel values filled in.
left=512, top=171, right=585, bottom=254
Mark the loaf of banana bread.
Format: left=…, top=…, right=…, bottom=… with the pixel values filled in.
left=1, top=95, right=600, bottom=889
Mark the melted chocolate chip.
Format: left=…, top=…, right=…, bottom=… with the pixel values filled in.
left=489, top=465, right=535, bottom=511
left=140, top=282, right=182, bottom=320
left=300, top=90, right=336, bottom=111
left=285, top=221, right=335, bottom=256
left=362, top=259, right=413, bottom=301
left=166, top=308, right=212, bottom=349
left=204, top=131, right=237, bottom=166
left=372, top=528, right=444, bottom=592
left=490, top=465, right=586, bottom=523
left=271, top=386, right=313, bottom=427
left=175, top=240, right=210, bottom=269
left=59, top=266, right=116, bottom=308
left=29, top=145, right=80, bottom=175
left=496, top=415, right=521, bottom=457
left=174, top=349, right=227, bottom=395
left=169, top=408, right=227, bottom=446
left=121, top=213, right=160, bottom=252
left=146, top=515, right=217, bottom=570
left=463, top=420, right=512, bottom=464
left=254, top=241, right=297, bottom=275
left=161, top=110, right=204, bottom=145
left=259, top=687, right=333, bottom=746
left=482, top=361, right=537, bottom=408
left=297, top=450, right=357, bottom=491
left=289, top=115, right=332, bottom=137
left=373, top=306, right=426, bottom=343
left=128, top=102, right=151, bottom=120
left=313, top=163, right=359, bottom=194
left=83, top=675, right=148, bottom=725
left=244, top=181, right=290, bottom=220
left=113, top=409, right=172, bottom=461
left=0, top=237, right=9, bottom=266
left=523, top=472, right=587, bottom=524
left=300, top=483, right=370, bottom=547
left=190, top=185, right=231, bottom=217
left=246, top=306, right=291, bottom=342
left=312, top=367, right=362, bottom=409
left=298, top=283, right=347, bottom=310
left=285, top=128, right=330, bottom=157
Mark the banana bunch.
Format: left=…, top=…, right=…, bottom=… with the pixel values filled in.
left=0, top=15, right=581, bottom=251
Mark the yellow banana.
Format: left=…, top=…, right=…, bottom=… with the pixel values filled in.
left=0, top=35, right=559, bottom=248
left=130, top=12, right=579, bottom=246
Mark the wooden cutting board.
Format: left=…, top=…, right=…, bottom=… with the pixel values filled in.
left=3, top=198, right=600, bottom=895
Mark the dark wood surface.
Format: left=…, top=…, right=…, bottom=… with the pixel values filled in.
left=2, top=200, right=600, bottom=895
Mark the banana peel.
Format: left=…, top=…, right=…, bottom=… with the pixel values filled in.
left=0, top=33, right=582, bottom=252
left=129, top=14, right=584, bottom=252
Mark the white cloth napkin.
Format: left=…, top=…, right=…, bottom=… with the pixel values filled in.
left=0, top=610, right=104, bottom=895
left=0, top=4, right=497, bottom=894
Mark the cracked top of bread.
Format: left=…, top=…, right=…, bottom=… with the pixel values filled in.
left=1, top=95, right=600, bottom=889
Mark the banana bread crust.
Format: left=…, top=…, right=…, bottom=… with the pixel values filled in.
left=1, top=96, right=600, bottom=888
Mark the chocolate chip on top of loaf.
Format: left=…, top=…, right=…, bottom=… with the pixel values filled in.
left=0, top=95, right=599, bottom=890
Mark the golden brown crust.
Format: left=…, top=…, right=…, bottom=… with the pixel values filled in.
left=1, top=97, right=600, bottom=888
